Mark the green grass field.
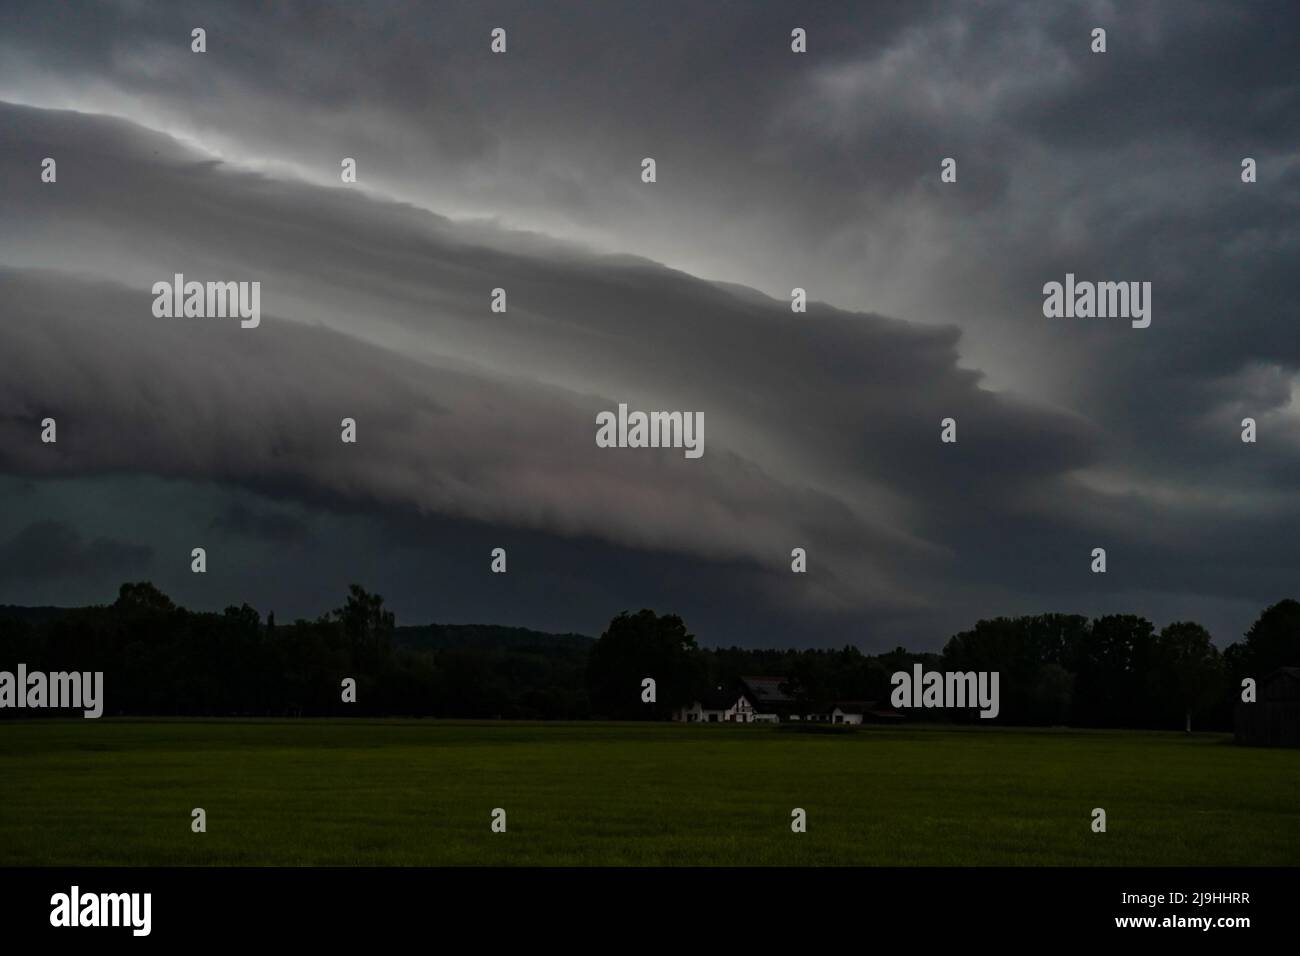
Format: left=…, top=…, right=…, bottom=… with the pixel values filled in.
left=1, top=719, right=1297, bottom=866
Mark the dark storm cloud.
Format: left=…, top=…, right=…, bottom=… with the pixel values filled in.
left=0, top=0, right=991, bottom=287
left=2, top=0, right=1295, bottom=402
left=0, top=520, right=152, bottom=582
left=1, top=1, right=1294, bottom=284
left=0, top=100, right=1113, bottom=632
left=0, top=1, right=1297, bottom=646
left=210, top=502, right=315, bottom=546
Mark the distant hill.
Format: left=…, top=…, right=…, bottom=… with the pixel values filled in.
left=0, top=604, right=81, bottom=624
left=0, top=603, right=593, bottom=650
left=0, top=591, right=595, bottom=720
left=395, top=623, right=593, bottom=653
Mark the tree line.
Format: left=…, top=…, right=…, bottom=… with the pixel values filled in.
left=2, top=581, right=1297, bottom=730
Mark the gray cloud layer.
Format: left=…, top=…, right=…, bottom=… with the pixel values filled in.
left=0, top=520, right=151, bottom=583
left=0, top=1, right=1297, bottom=646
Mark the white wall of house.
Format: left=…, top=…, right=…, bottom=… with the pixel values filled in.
left=674, top=701, right=729, bottom=723
left=674, top=695, right=759, bottom=722
left=727, top=696, right=755, bottom=722
left=831, top=708, right=863, bottom=725
left=675, top=702, right=707, bottom=722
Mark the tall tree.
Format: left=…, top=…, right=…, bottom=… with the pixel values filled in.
left=113, top=581, right=176, bottom=616
left=1072, top=615, right=1155, bottom=727
left=586, top=610, right=704, bottom=719
left=1234, top=599, right=1300, bottom=676
left=332, top=584, right=395, bottom=671
left=1154, top=621, right=1223, bottom=732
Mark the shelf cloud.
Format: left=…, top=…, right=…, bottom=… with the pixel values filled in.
left=0, top=1, right=1297, bottom=647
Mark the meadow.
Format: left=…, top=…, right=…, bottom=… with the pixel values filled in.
left=1, top=719, right=1297, bottom=866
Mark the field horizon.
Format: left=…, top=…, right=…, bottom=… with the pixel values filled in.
left=2, top=719, right=1296, bottom=867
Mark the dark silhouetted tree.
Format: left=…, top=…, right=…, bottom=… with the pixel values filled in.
left=1154, top=621, right=1223, bottom=732
left=1233, top=599, right=1300, bottom=676
left=332, top=584, right=395, bottom=672
left=586, top=609, right=704, bottom=719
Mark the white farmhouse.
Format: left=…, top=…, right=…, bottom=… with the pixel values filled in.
left=673, top=680, right=904, bottom=726
left=674, top=688, right=756, bottom=723
left=673, top=676, right=789, bottom=723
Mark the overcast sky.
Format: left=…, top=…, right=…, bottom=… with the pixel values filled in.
left=1, top=0, right=1297, bottom=649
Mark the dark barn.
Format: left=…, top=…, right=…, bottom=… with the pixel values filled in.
left=1235, top=667, right=1300, bottom=748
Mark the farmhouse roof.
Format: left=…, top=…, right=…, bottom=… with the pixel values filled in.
left=830, top=700, right=878, bottom=713
left=739, top=675, right=794, bottom=704
left=1261, top=667, right=1300, bottom=701
left=698, top=687, right=741, bottom=709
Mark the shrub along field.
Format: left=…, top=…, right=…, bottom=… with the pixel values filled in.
left=1, top=719, right=1296, bottom=866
